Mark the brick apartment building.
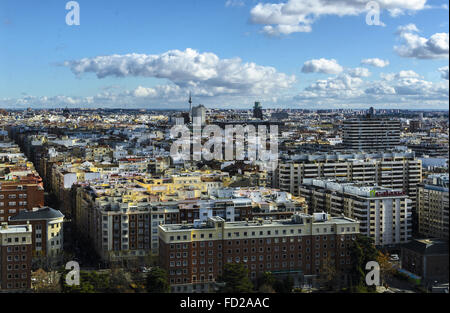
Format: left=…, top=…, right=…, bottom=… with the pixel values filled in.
left=159, top=213, right=359, bottom=292
left=0, top=182, right=45, bottom=222
left=0, top=222, right=32, bottom=292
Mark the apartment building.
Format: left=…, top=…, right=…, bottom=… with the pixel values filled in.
left=342, top=116, right=401, bottom=150
left=159, top=213, right=359, bottom=293
left=75, top=184, right=177, bottom=261
left=0, top=222, right=32, bottom=291
left=0, top=182, right=45, bottom=222
left=9, top=207, right=64, bottom=258
left=299, top=179, right=412, bottom=246
left=278, top=151, right=421, bottom=229
left=417, top=174, right=449, bottom=240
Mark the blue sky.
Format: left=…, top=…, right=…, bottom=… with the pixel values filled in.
left=0, top=0, right=448, bottom=109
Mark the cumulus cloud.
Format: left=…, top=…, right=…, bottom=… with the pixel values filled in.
left=381, top=70, right=421, bottom=81
left=361, top=58, right=390, bottom=68
left=394, top=24, right=449, bottom=59
left=438, top=65, right=449, bottom=79
left=250, top=0, right=428, bottom=36
left=64, top=48, right=296, bottom=97
left=348, top=67, right=371, bottom=78
left=301, top=58, right=343, bottom=74
left=302, top=73, right=365, bottom=99
left=293, top=66, right=448, bottom=109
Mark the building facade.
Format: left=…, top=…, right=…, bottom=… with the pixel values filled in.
left=417, top=175, right=449, bottom=240
left=0, top=222, right=32, bottom=292
left=278, top=151, right=421, bottom=229
left=9, top=207, right=64, bottom=258
left=299, top=179, right=412, bottom=246
left=159, top=214, right=359, bottom=292
left=0, top=182, right=44, bottom=222
left=343, top=117, right=400, bottom=150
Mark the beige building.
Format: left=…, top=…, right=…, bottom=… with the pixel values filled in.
left=417, top=174, right=449, bottom=240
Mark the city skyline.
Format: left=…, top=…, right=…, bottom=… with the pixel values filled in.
left=0, top=0, right=449, bottom=110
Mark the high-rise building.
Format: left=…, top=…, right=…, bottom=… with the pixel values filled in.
left=158, top=214, right=359, bottom=292
left=278, top=151, right=421, bottom=201
left=299, top=179, right=412, bottom=246
left=343, top=109, right=400, bottom=150
left=253, top=102, right=263, bottom=119
left=417, top=174, right=449, bottom=240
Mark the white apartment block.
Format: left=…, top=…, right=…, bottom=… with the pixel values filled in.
left=278, top=151, right=421, bottom=210
left=300, top=179, right=412, bottom=246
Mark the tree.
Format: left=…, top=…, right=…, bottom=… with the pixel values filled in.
left=32, top=268, right=61, bottom=293
left=145, top=267, right=170, bottom=293
left=377, top=251, right=396, bottom=287
left=217, top=263, right=253, bottom=293
left=60, top=270, right=110, bottom=293
left=256, top=272, right=276, bottom=293
left=273, top=276, right=294, bottom=293
left=107, top=268, right=134, bottom=293
left=349, top=235, right=378, bottom=291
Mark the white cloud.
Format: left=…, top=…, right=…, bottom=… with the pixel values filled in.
left=301, top=58, right=343, bottom=74
left=361, top=58, right=390, bottom=68
left=64, top=48, right=296, bottom=97
left=438, top=65, right=449, bottom=79
left=394, top=24, right=449, bottom=59
left=294, top=67, right=448, bottom=109
left=381, top=70, right=420, bottom=81
left=302, top=73, right=365, bottom=99
left=250, top=0, right=428, bottom=36
left=396, top=23, right=420, bottom=34
left=348, top=67, right=371, bottom=78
